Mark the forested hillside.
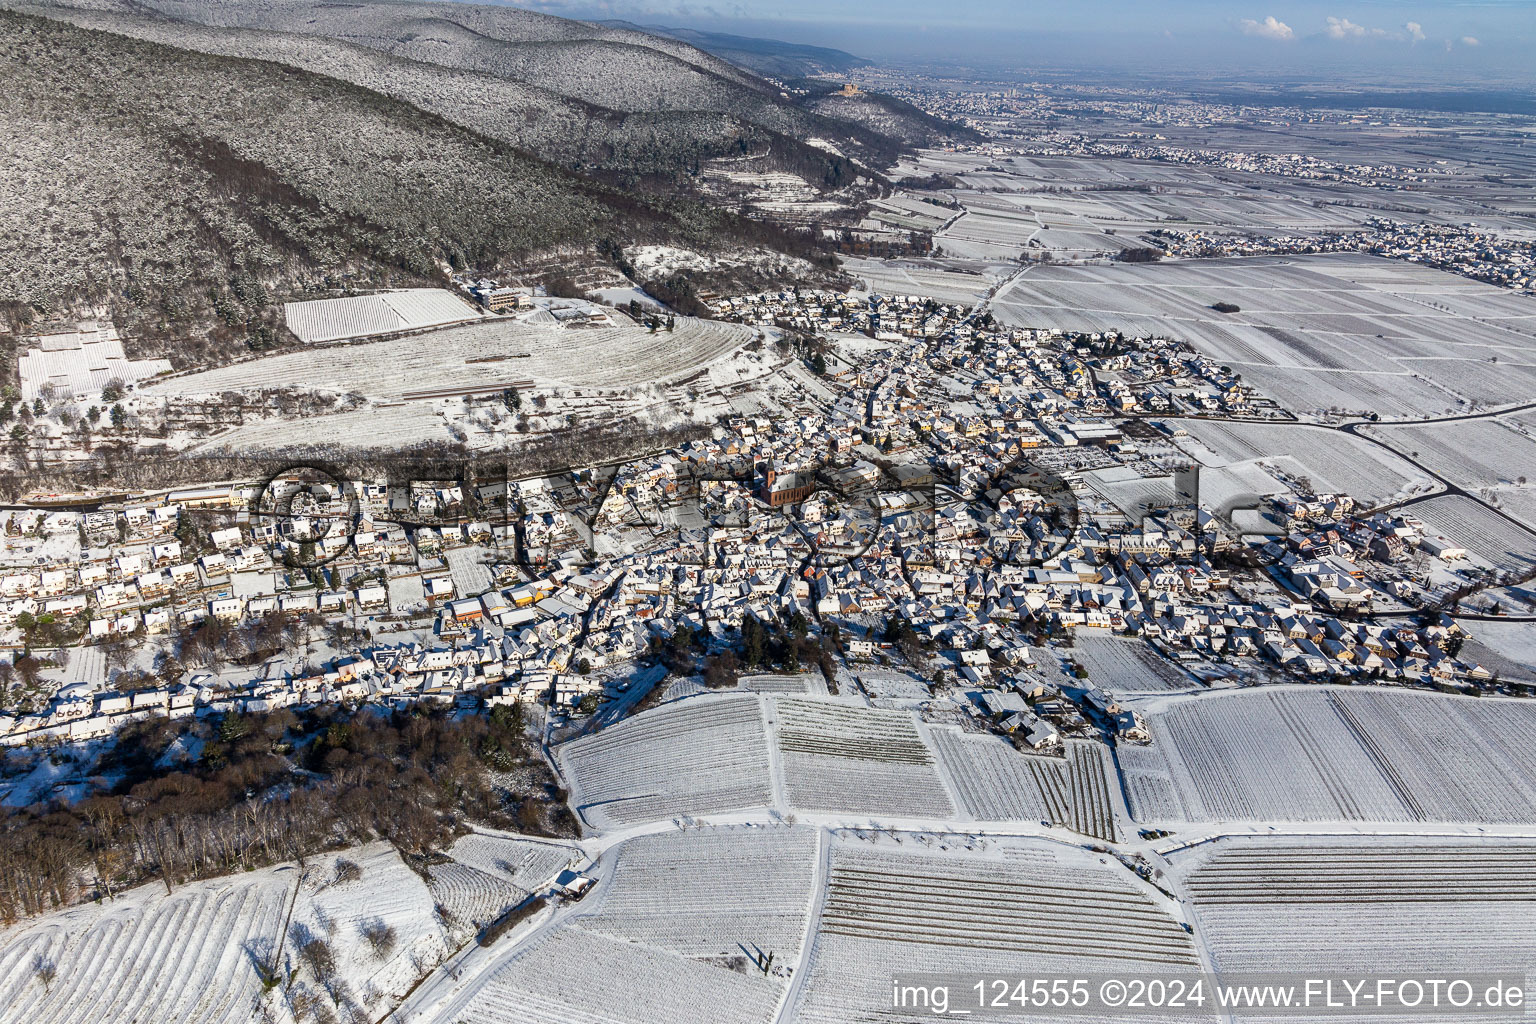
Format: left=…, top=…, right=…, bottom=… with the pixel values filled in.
left=0, top=11, right=830, bottom=364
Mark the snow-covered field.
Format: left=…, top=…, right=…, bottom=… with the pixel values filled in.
left=1073, top=633, right=1198, bottom=693
left=774, top=698, right=955, bottom=818
left=418, top=825, right=814, bottom=1024
left=147, top=312, right=757, bottom=399
left=0, top=841, right=456, bottom=1024
left=1174, top=835, right=1536, bottom=1018
left=992, top=254, right=1536, bottom=419
left=789, top=834, right=1202, bottom=1023
left=557, top=693, right=775, bottom=828
left=1407, top=495, right=1536, bottom=573
left=842, top=257, right=996, bottom=305
left=1119, top=687, right=1536, bottom=825
left=1362, top=418, right=1536, bottom=534
left=1175, top=420, right=1439, bottom=506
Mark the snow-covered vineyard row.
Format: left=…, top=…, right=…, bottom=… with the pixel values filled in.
left=926, top=729, right=1118, bottom=841
left=1180, top=839, right=1536, bottom=904
left=423, top=827, right=814, bottom=1024
left=789, top=838, right=1210, bottom=1024
left=1119, top=687, right=1536, bottom=824
left=818, top=849, right=1193, bottom=962
left=774, top=698, right=956, bottom=819
left=1173, top=838, right=1536, bottom=1014
left=0, top=877, right=288, bottom=1024
left=571, top=828, right=817, bottom=960
left=1065, top=742, right=1119, bottom=843
left=555, top=694, right=775, bottom=829
left=557, top=693, right=1125, bottom=839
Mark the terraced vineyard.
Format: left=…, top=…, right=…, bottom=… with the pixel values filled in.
left=792, top=839, right=1206, bottom=1023
left=1121, top=688, right=1536, bottom=824
left=1177, top=838, right=1536, bottom=983
left=574, top=827, right=817, bottom=961
left=428, top=863, right=528, bottom=937
left=774, top=699, right=955, bottom=818
left=0, top=875, right=289, bottom=1024
left=558, top=693, right=774, bottom=828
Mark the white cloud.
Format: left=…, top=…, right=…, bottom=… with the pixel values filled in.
left=1326, top=16, right=1392, bottom=40
left=1461, top=35, right=1480, bottom=46
left=1239, top=15, right=1294, bottom=40
left=1326, top=16, right=1366, bottom=38
left=1405, top=21, right=1425, bottom=42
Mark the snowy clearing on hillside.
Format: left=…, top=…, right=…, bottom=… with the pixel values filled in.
left=145, top=313, right=758, bottom=398
left=1119, top=687, right=1536, bottom=825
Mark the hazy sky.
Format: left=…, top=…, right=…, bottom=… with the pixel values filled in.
left=522, top=0, right=1535, bottom=84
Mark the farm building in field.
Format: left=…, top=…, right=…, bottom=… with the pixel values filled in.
left=17, top=321, right=172, bottom=404
left=283, top=289, right=485, bottom=344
